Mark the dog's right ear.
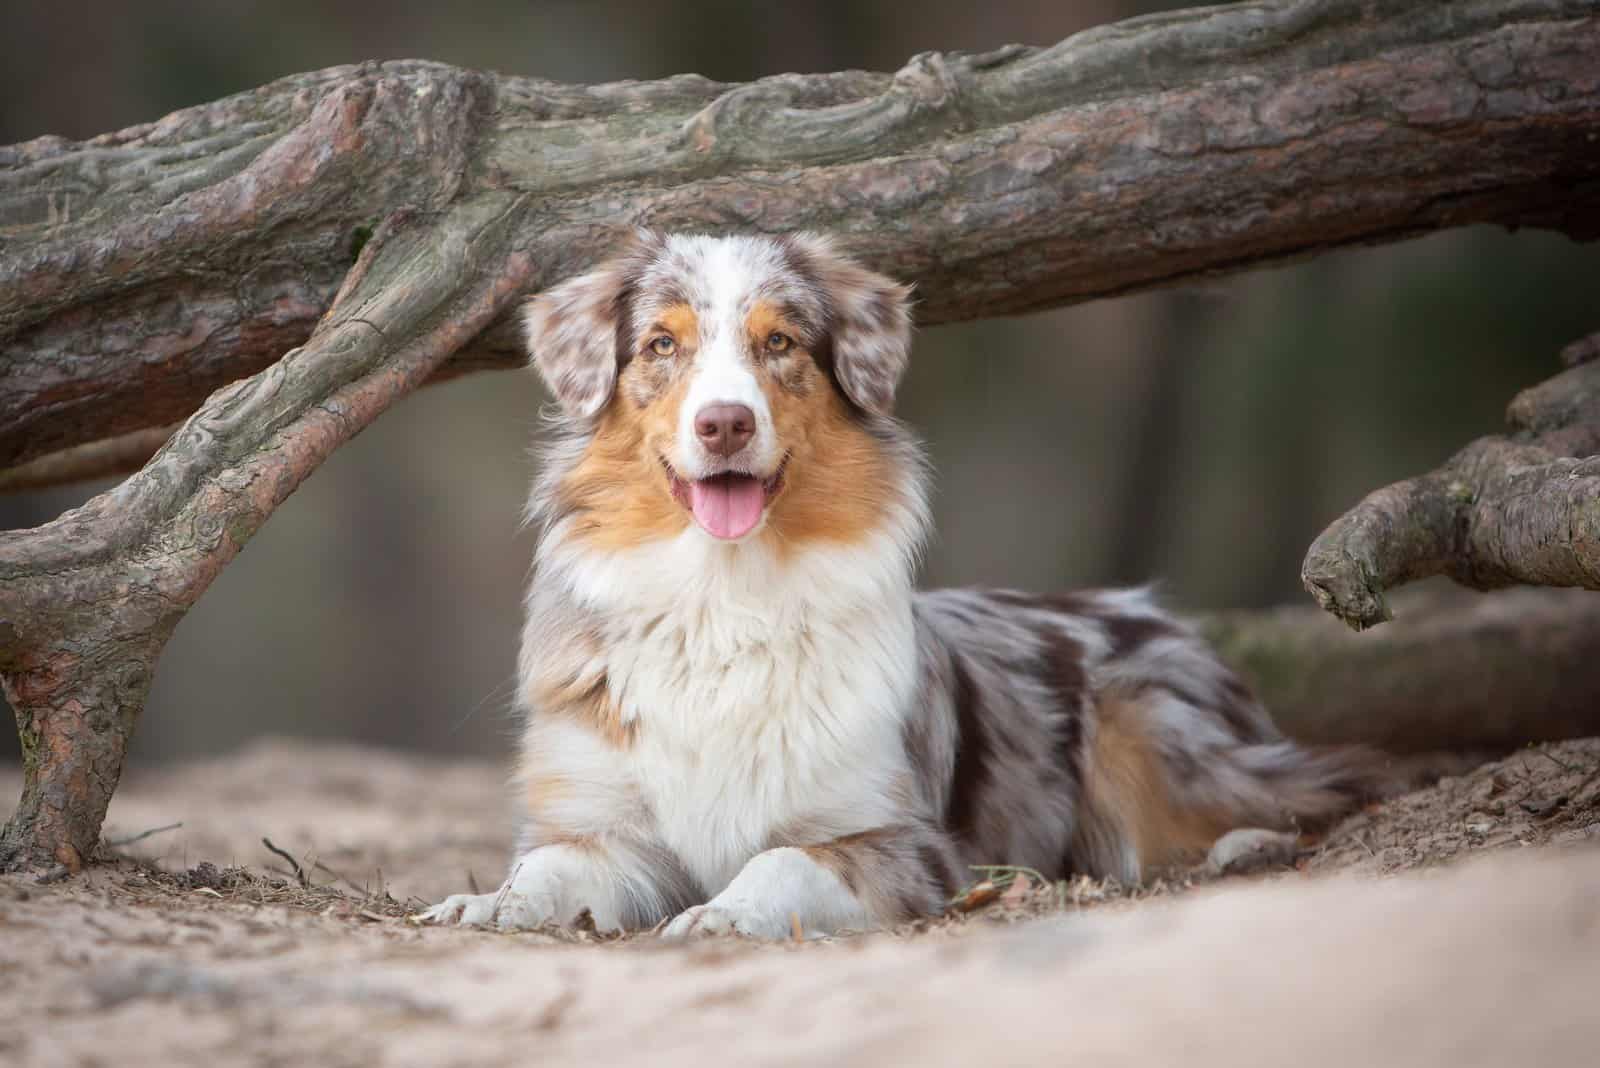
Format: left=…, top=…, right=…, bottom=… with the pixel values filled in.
left=523, top=235, right=656, bottom=419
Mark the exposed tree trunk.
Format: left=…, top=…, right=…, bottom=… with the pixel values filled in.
left=3, top=0, right=1599, bottom=869
left=1200, top=586, right=1600, bottom=754
left=1303, top=330, right=1600, bottom=629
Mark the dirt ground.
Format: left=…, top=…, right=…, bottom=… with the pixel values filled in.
left=2, top=737, right=1598, bottom=1067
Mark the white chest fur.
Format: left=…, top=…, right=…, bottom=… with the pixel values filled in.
left=536, top=527, right=919, bottom=893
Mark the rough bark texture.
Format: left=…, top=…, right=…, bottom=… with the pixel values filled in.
left=3, top=0, right=1600, bottom=870
left=0, top=179, right=536, bottom=870
left=7, top=0, right=1600, bottom=478
left=1201, top=586, right=1600, bottom=754
left=1303, top=330, right=1600, bottom=629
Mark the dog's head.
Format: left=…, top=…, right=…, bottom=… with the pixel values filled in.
left=525, top=232, right=917, bottom=551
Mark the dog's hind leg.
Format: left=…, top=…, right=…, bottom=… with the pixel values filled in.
left=1070, top=690, right=1385, bottom=883
left=661, top=825, right=959, bottom=939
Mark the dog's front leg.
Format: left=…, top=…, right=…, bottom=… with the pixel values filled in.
left=662, top=827, right=955, bottom=940
left=420, top=839, right=675, bottom=932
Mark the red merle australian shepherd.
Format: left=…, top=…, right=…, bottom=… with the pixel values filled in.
left=420, top=231, right=1377, bottom=938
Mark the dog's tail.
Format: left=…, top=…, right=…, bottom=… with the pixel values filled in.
left=1071, top=687, right=1393, bottom=883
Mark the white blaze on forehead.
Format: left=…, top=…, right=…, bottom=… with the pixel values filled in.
left=668, top=237, right=790, bottom=478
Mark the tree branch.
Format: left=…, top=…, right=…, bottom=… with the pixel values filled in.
left=1201, top=586, right=1600, bottom=753
left=0, top=186, right=534, bottom=870
left=1303, top=337, right=1600, bottom=629
left=0, top=426, right=178, bottom=494
left=5, top=0, right=1599, bottom=480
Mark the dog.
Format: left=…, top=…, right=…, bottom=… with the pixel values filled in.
left=420, top=231, right=1376, bottom=938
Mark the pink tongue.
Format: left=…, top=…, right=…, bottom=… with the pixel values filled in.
left=689, top=476, right=766, bottom=540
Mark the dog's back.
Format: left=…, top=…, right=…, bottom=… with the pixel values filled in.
left=913, top=586, right=1379, bottom=886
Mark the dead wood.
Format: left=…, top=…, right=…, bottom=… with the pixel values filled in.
left=6, top=0, right=1600, bottom=479
left=1201, top=586, right=1600, bottom=754
left=1303, top=331, right=1600, bottom=629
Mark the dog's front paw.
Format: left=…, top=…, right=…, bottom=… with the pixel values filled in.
left=662, top=902, right=792, bottom=940
left=417, top=892, right=501, bottom=927
left=415, top=888, right=555, bottom=931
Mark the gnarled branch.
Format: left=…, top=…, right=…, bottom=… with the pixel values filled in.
left=1303, top=331, right=1600, bottom=629
left=0, top=185, right=534, bottom=870
left=6, top=0, right=1600, bottom=481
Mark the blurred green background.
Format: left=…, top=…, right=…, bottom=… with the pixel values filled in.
left=2, top=1, right=1595, bottom=763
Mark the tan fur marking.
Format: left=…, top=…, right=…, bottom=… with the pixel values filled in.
left=560, top=302, right=701, bottom=551
left=561, top=372, right=693, bottom=552
left=745, top=301, right=800, bottom=350
left=544, top=678, right=636, bottom=749
left=1083, top=696, right=1231, bottom=874
left=524, top=769, right=570, bottom=820
left=652, top=303, right=699, bottom=348
left=760, top=367, right=891, bottom=554
left=802, top=841, right=859, bottom=892
left=801, top=832, right=904, bottom=920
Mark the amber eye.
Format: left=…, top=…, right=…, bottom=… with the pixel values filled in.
left=649, top=335, right=676, bottom=357
left=766, top=331, right=793, bottom=353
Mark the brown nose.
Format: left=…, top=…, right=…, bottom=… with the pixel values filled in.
left=695, top=403, right=755, bottom=457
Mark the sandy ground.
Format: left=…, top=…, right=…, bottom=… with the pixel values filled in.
left=2, top=737, right=1598, bottom=1067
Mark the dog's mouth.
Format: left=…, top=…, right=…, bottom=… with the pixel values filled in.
left=664, top=457, right=788, bottom=541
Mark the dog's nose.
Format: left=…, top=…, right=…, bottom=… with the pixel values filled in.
left=695, top=403, right=755, bottom=457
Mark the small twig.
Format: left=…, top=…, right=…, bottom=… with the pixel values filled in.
left=467, top=869, right=481, bottom=896
left=313, top=859, right=368, bottom=897
left=261, top=837, right=309, bottom=888
left=105, top=822, right=184, bottom=849
left=1532, top=747, right=1579, bottom=775
left=488, top=861, right=523, bottom=926
left=970, top=863, right=1052, bottom=887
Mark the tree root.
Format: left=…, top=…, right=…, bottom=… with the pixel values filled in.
left=0, top=196, right=533, bottom=872
left=1303, top=332, right=1600, bottom=630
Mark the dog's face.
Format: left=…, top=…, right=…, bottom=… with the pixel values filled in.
left=525, top=233, right=913, bottom=552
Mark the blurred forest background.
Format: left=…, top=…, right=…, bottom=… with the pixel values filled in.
left=2, top=0, right=1596, bottom=764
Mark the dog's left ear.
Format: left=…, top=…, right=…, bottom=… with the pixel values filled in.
left=788, top=234, right=913, bottom=416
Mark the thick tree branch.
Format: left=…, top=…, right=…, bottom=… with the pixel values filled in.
left=0, top=426, right=178, bottom=494
left=1201, top=586, right=1600, bottom=753
left=1304, top=338, right=1600, bottom=628
left=5, top=0, right=1600, bottom=479
left=0, top=189, right=534, bottom=871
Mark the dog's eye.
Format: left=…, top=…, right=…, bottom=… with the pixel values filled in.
left=766, top=331, right=793, bottom=353
left=649, top=336, right=676, bottom=357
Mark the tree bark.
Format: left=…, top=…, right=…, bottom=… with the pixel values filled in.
left=3, top=0, right=1600, bottom=870
left=1, top=184, right=536, bottom=871
left=1200, top=586, right=1600, bottom=754
left=1303, top=331, right=1600, bottom=629
left=6, top=0, right=1600, bottom=479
